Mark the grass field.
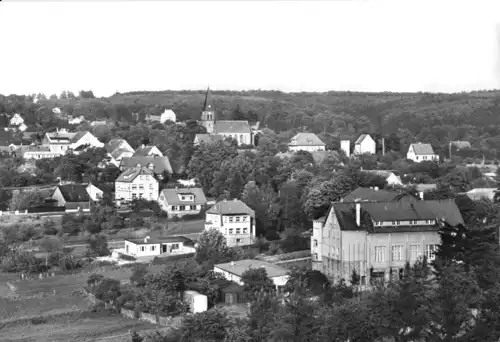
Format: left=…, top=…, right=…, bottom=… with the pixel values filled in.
left=0, top=310, right=157, bottom=342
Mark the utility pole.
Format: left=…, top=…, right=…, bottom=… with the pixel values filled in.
left=381, top=137, right=385, bottom=156
left=449, top=142, right=452, bottom=160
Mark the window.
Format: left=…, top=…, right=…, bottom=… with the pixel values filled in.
left=171, top=206, right=176, bottom=211
left=314, top=239, right=318, bottom=247
left=139, top=193, right=143, bottom=199
left=313, top=253, right=318, bottom=261
left=392, top=245, right=403, bottom=261
left=375, top=246, right=386, bottom=262
left=139, top=185, right=144, bottom=190
left=181, top=196, right=185, bottom=200
left=229, top=228, right=233, bottom=234
left=149, top=184, right=153, bottom=190
left=409, top=244, right=421, bottom=261
left=243, top=228, right=248, bottom=234
left=190, top=205, right=196, bottom=210
left=236, top=238, right=241, bottom=243
left=235, top=216, right=240, bottom=222
left=140, top=246, right=145, bottom=252
left=151, top=245, right=155, bottom=251
left=242, top=216, right=247, bottom=222
left=179, top=205, right=186, bottom=211
left=392, top=221, right=400, bottom=225
left=236, top=228, right=241, bottom=234
left=229, top=216, right=234, bottom=223
left=425, top=244, right=438, bottom=261
left=171, top=244, right=179, bottom=250
left=132, top=193, right=137, bottom=199
left=131, top=185, right=137, bottom=190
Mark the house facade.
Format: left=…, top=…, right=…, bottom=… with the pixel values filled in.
left=213, top=259, right=290, bottom=290
left=199, top=88, right=253, bottom=146
left=158, top=187, right=207, bottom=217
left=407, top=143, right=439, bottom=163
left=9, top=113, right=24, bottom=126
left=86, top=183, right=104, bottom=201
left=21, top=146, right=61, bottom=160
left=51, top=184, right=91, bottom=212
left=123, top=236, right=195, bottom=257
left=354, top=134, right=376, bottom=155
left=42, top=129, right=103, bottom=156
left=205, top=199, right=256, bottom=247
left=311, top=200, right=463, bottom=284
left=114, top=166, right=159, bottom=202
left=363, top=170, right=403, bottom=186
left=120, top=156, right=173, bottom=178
left=160, top=109, right=176, bottom=123
left=104, top=138, right=135, bottom=166
left=288, top=133, right=326, bottom=152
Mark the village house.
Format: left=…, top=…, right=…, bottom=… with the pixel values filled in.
left=90, top=120, right=107, bottom=127
left=157, top=187, right=207, bottom=217
left=288, top=133, right=326, bottom=152
left=20, top=146, right=61, bottom=160
left=133, top=144, right=163, bottom=157
left=9, top=113, right=24, bottom=126
left=407, top=143, right=439, bottom=163
left=68, top=115, right=85, bottom=125
left=213, top=259, right=290, bottom=291
left=199, top=88, right=254, bottom=146
left=104, top=138, right=135, bottom=167
left=120, top=156, right=173, bottom=178
left=42, top=129, right=104, bottom=156
left=114, top=166, right=159, bottom=202
left=205, top=199, right=256, bottom=247
left=463, top=188, right=497, bottom=201
left=193, top=134, right=224, bottom=146
left=362, top=170, right=403, bottom=186
left=311, top=200, right=463, bottom=284
left=51, top=183, right=92, bottom=212
left=354, top=134, right=376, bottom=155
left=85, top=183, right=104, bottom=201
left=122, top=236, right=195, bottom=258
left=160, top=109, right=176, bottom=123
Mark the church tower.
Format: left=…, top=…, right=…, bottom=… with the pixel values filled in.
left=200, top=87, right=216, bottom=134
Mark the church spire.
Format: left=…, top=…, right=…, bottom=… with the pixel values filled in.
left=203, top=86, right=215, bottom=112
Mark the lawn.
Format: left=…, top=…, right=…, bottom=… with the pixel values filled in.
left=0, top=310, right=158, bottom=342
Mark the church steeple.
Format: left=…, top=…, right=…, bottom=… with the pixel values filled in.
left=200, top=86, right=216, bottom=133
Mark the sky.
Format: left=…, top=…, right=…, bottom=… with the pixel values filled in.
left=0, top=0, right=499, bottom=97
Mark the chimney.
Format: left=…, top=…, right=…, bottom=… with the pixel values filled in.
left=419, top=191, right=424, bottom=200
left=144, top=236, right=150, bottom=243
left=355, top=203, right=361, bottom=226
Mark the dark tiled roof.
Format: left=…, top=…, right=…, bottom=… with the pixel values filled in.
left=195, top=134, right=224, bottom=144
left=120, top=156, right=173, bottom=174
left=159, top=188, right=207, bottom=206
left=207, top=199, right=255, bottom=217
left=125, top=236, right=191, bottom=245
left=343, top=187, right=417, bottom=203
left=215, top=121, right=251, bottom=134
left=288, top=133, right=325, bottom=146
left=115, top=166, right=155, bottom=183
left=56, top=184, right=90, bottom=202
left=330, top=200, right=463, bottom=232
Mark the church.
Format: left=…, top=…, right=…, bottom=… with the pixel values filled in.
left=197, top=88, right=254, bottom=146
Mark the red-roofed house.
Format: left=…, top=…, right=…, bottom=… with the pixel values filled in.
left=205, top=199, right=256, bottom=247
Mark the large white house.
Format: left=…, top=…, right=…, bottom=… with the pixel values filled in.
left=122, top=236, right=196, bottom=258
left=160, top=109, right=177, bottom=123
left=288, top=133, right=326, bottom=152
left=9, top=113, right=24, bottom=126
left=205, top=199, right=256, bottom=247
left=354, top=134, right=376, bottom=155
left=42, top=129, right=104, bottom=155
left=158, top=187, right=207, bottom=218
left=213, top=259, right=290, bottom=290
left=407, top=143, right=439, bottom=163
left=104, top=138, right=135, bottom=166
left=114, top=166, right=159, bottom=202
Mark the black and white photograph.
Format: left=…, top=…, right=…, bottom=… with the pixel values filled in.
left=1, top=0, right=500, bottom=341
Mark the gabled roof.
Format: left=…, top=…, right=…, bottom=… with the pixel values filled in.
left=111, top=148, right=132, bottom=160
left=207, top=199, right=255, bottom=217
left=159, top=188, right=207, bottom=206
left=55, top=184, right=90, bottom=203
left=288, top=133, right=325, bottom=147
left=342, top=187, right=416, bottom=203
left=355, top=134, right=373, bottom=145
left=105, top=138, right=127, bottom=154
left=133, top=145, right=162, bottom=157
left=195, top=134, right=224, bottom=144
left=115, top=166, right=156, bottom=183
left=410, top=143, right=436, bottom=155
left=215, top=121, right=251, bottom=134
left=120, top=156, right=173, bottom=174
left=70, top=131, right=88, bottom=143
left=203, top=87, right=215, bottom=111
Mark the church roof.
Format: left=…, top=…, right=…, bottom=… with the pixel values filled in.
left=203, top=87, right=215, bottom=112
left=215, top=121, right=251, bottom=134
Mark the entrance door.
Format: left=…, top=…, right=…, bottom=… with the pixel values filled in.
left=162, top=244, right=167, bottom=253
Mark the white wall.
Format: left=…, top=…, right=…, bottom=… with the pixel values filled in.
left=183, top=290, right=208, bottom=313
left=213, top=267, right=289, bottom=288
left=289, top=145, right=326, bottom=152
